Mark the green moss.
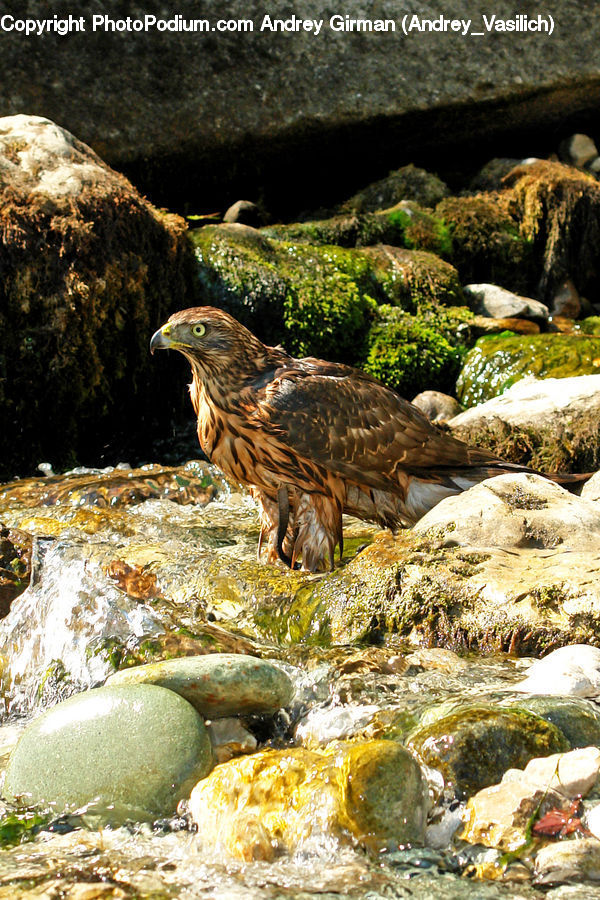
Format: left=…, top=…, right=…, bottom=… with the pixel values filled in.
left=435, top=194, right=534, bottom=293
left=0, top=809, right=49, bottom=847
left=457, top=332, right=600, bottom=408
left=261, top=202, right=451, bottom=257
left=360, top=305, right=467, bottom=397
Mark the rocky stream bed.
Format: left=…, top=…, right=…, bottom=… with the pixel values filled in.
left=4, top=113, right=600, bottom=897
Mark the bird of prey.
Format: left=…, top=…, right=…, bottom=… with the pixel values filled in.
left=150, top=307, right=580, bottom=572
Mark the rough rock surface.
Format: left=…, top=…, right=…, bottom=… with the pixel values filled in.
left=2, top=2, right=600, bottom=212
left=0, top=114, right=192, bottom=479
left=464, top=283, right=549, bottom=320
left=450, top=375, right=600, bottom=471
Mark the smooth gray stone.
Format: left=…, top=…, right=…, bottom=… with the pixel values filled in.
left=3, top=684, right=212, bottom=823
left=106, top=653, right=294, bottom=717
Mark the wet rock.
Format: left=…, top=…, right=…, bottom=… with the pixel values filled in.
left=0, top=114, right=191, bottom=480
left=0, top=526, right=32, bottom=616
left=535, top=838, right=600, bottom=884
left=514, top=645, right=600, bottom=698
left=106, top=654, right=294, bottom=717
left=462, top=781, right=571, bottom=851
left=189, top=740, right=427, bottom=858
left=0, top=461, right=228, bottom=512
left=551, top=278, right=582, bottom=319
left=510, top=746, right=600, bottom=798
left=206, top=718, right=257, bottom=763
left=456, top=333, right=600, bottom=408
left=339, top=164, right=449, bottom=213
left=222, top=200, right=264, bottom=226
left=559, top=134, right=599, bottom=169
left=513, top=696, right=600, bottom=749
left=450, top=374, right=600, bottom=471
left=295, top=704, right=380, bottom=748
left=464, top=283, right=549, bottom=321
left=3, top=684, right=213, bottom=823
left=411, top=391, right=463, bottom=424
left=407, top=705, right=567, bottom=799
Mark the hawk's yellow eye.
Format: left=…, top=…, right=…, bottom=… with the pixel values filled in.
left=191, top=324, right=206, bottom=337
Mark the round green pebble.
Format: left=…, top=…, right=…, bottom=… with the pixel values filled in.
left=3, top=684, right=213, bottom=823
left=106, top=653, right=294, bottom=718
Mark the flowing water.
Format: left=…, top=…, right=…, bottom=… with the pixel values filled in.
left=0, top=461, right=588, bottom=898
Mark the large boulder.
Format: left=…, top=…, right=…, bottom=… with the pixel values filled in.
left=0, top=115, right=194, bottom=479
left=450, top=374, right=600, bottom=471
left=1, top=3, right=600, bottom=213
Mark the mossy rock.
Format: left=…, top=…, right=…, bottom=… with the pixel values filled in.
left=0, top=117, right=194, bottom=479
left=407, top=705, right=568, bottom=799
left=506, top=160, right=600, bottom=303
left=340, top=164, right=450, bottom=213
left=261, top=201, right=452, bottom=257
left=359, top=246, right=465, bottom=312
left=435, top=194, right=534, bottom=294
left=456, top=332, right=600, bottom=407
left=508, top=696, right=600, bottom=750
left=191, top=223, right=379, bottom=361
left=189, top=740, right=428, bottom=858
left=360, top=304, right=471, bottom=397
left=191, top=224, right=465, bottom=365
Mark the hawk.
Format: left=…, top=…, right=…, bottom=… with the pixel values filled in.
left=150, top=307, right=579, bottom=572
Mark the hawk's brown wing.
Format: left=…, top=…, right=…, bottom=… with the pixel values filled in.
left=253, top=360, right=500, bottom=494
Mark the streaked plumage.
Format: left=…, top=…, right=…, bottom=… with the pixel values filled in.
left=150, top=307, right=581, bottom=572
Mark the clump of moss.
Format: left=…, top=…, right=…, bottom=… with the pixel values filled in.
left=360, top=305, right=467, bottom=397
left=192, top=225, right=383, bottom=362
left=435, top=194, right=533, bottom=293
left=506, top=160, right=600, bottom=303
left=339, top=164, right=450, bottom=213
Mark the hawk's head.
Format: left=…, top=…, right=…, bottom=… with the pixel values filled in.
left=150, top=306, right=267, bottom=378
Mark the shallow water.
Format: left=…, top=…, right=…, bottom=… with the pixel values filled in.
left=0, top=462, right=592, bottom=898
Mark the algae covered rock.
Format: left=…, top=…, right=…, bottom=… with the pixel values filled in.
left=189, top=740, right=427, bottom=859
left=450, top=374, right=600, bottom=471
left=456, top=333, right=600, bottom=407
left=191, top=223, right=377, bottom=359
left=359, top=246, right=465, bottom=311
left=512, top=696, right=600, bottom=750
left=408, top=705, right=567, bottom=799
left=106, top=653, right=294, bottom=717
left=0, top=115, right=192, bottom=479
left=435, top=193, right=533, bottom=293
left=3, top=684, right=213, bottom=823
left=506, top=160, right=600, bottom=303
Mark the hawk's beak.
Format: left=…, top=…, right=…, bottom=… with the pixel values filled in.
left=150, top=324, right=173, bottom=354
